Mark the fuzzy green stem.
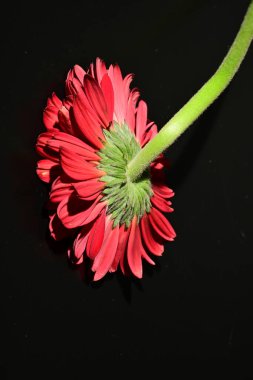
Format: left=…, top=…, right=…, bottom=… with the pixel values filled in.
left=127, top=1, right=253, bottom=182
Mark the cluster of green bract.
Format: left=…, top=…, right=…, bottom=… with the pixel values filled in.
left=98, top=122, right=153, bottom=228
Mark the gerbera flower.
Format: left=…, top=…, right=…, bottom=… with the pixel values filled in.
left=36, top=58, right=176, bottom=280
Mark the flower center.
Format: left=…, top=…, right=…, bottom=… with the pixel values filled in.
left=98, top=122, right=153, bottom=227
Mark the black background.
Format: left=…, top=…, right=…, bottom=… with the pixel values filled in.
left=2, top=0, right=253, bottom=378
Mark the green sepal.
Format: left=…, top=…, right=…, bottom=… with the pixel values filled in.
left=97, top=122, right=152, bottom=227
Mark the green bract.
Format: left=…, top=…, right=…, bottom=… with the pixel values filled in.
left=98, top=123, right=153, bottom=228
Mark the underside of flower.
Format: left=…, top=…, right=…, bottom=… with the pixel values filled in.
left=36, top=58, right=176, bottom=280
left=98, top=122, right=153, bottom=228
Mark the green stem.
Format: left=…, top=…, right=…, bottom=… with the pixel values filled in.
left=127, top=1, right=253, bottom=182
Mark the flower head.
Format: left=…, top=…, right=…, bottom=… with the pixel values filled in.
left=36, top=58, right=176, bottom=280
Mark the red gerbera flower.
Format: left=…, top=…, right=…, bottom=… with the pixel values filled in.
left=36, top=58, right=176, bottom=280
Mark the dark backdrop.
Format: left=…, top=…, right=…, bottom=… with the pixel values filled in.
left=2, top=0, right=253, bottom=378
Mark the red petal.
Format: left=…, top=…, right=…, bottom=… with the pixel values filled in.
left=65, top=69, right=74, bottom=94
left=151, top=194, right=173, bottom=213
left=50, top=177, right=73, bottom=204
left=141, top=123, right=158, bottom=147
left=36, top=132, right=59, bottom=161
left=125, top=90, right=137, bottom=133
left=65, top=66, right=85, bottom=95
left=86, top=209, right=106, bottom=260
left=136, top=222, right=155, bottom=265
left=49, top=213, right=73, bottom=241
left=151, top=155, right=170, bottom=170
left=72, top=225, right=91, bottom=262
left=46, top=131, right=99, bottom=161
left=82, top=201, right=106, bottom=225
left=63, top=95, right=74, bottom=110
left=36, top=159, right=60, bottom=183
left=92, top=220, right=119, bottom=281
left=74, top=64, right=86, bottom=83
left=43, top=107, right=59, bottom=131
left=60, top=147, right=103, bottom=181
left=73, top=179, right=104, bottom=200
left=37, top=131, right=99, bottom=162
left=141, top=249, right=155, bottom=265
left=52, top=131, right=93, bottom=149
left=135, top=100, right=148, bottom=145
left=127, top=218, right=143, bottom=278
left=120, top=248, right=130, bottom=276
left=57, top=196, right=87, bottom=228
left=100, top=74, right=114, bottom=124
left=68, top=249, right=83, bottom=265
left=153, top=184, right=174, bottom=199
left=72, top=90, right=104, bottom=149
left=110, top=224, right=130, bottom=272
left=83, top=75, right=110, bottom=127
left=43, top=93, right=62, bottom=130
left=140, top=214, right=164, bottom=256
left=149, top=207, right=176, bottom=241
left=57, top=195, right=105, bottom=229
left=108, top=64, right=125, bottom=124
left=123, top=74, right=133, bottom=102
left=58, top=106, right=73, bottom=134
left=93, top=58, right=107, bottom=83
left=50, top=93, right=62, bottom=108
